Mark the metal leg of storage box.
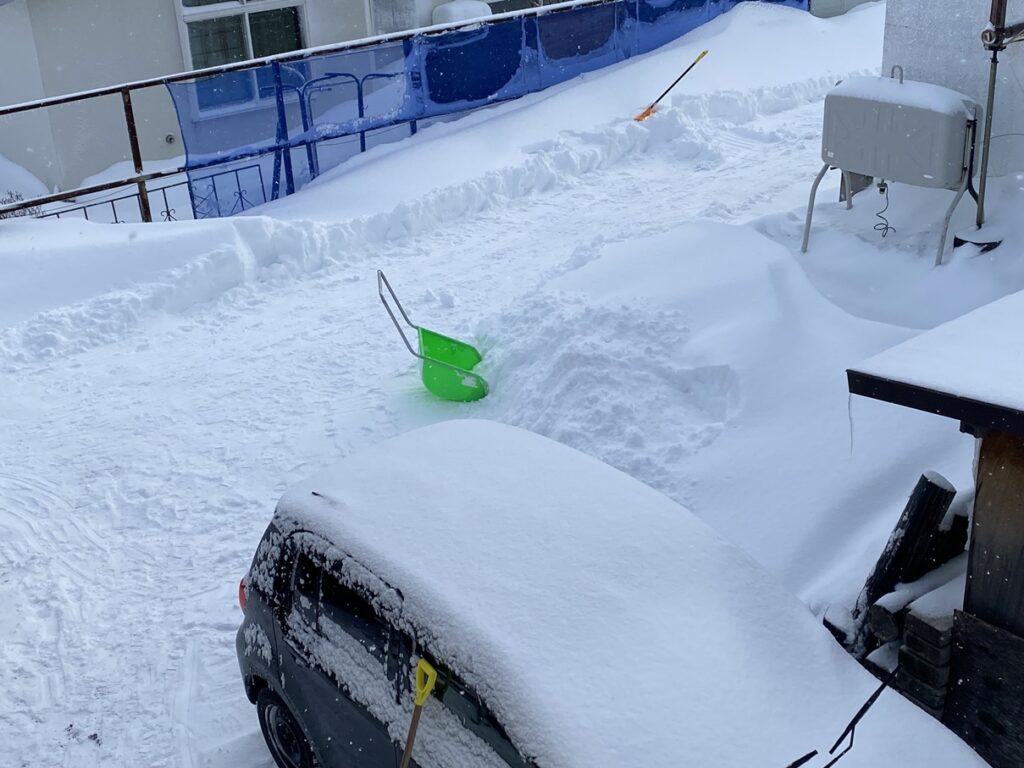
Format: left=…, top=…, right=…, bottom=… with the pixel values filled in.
left=936, top=175, right=970, bottom=267
left=801, top=162, right=831, bottom=254
left=803, top=162, right=969, bottom=266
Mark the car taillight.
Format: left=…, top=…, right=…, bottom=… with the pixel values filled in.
left=238, top=577, right=248, bottom=611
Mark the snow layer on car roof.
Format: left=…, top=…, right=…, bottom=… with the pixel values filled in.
left=276, top=420, right=983, bottom=768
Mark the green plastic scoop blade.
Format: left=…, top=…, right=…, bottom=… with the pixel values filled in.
left=417, top=327, right=488, bottom=402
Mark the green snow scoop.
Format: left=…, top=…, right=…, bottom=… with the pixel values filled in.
left=378, top=270, right=489, bottom=402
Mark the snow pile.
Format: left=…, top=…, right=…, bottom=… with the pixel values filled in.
left=279, top=419, right=984, bottom=767
left=0, top=69, right=867, bottom=368
left=0, top=216, right=346, bottom=364
left=760, top=172, right=1024, bottom=329
left=471, top=220, right=975, bottom=602
left=0, top=153, right=47, bottom=200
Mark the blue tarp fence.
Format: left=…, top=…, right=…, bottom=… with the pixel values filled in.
left=167, top=0, right=807, bottom=219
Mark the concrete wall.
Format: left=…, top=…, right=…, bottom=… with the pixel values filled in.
left=883, top=0, right=1024, bottom=175
left=810, top=0, right=878, bottom=19
left=26, top=0, right=186, bottom=187
left=0, top=0, right=59, bottom=189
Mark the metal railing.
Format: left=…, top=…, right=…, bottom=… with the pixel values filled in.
left=0, top=0, right=806, bottom=222
left=33, top=164, right=267, bottom=224
left=0, top=0, right=615, bottom=222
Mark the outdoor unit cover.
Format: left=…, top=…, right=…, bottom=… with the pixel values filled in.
left=822, top=76, right=976, bottom=190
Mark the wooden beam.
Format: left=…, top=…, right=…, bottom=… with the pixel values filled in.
left=855, top=475, right=956, bottom=615
left=967, top=431, right=1024, bottom=637
left=847, top=369, right=1024, bottom=440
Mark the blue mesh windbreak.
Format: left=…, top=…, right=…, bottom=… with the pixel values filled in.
left=167, top=0, right=808, bottom=218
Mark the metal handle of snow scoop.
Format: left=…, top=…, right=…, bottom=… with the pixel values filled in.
left=377, top=270, right=486, bottom=385
left=378, top=270, right=422, bottom=359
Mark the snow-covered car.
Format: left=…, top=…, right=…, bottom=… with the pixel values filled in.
left=236, top=420, right=984, bottom=768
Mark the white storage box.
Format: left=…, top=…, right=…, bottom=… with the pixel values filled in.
left=822, top=76, right=976, bottom=190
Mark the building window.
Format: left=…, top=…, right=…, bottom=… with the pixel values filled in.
left=181, top=1, right=307, bottom=109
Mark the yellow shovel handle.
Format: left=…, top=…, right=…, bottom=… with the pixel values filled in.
left=415, top=658, right=438, bottom=707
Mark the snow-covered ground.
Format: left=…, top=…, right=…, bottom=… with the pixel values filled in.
left=0, top=2, right=1017, bottom=766
left=0, top=154, right=48, bottom=203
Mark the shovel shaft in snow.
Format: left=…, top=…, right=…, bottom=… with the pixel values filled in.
left=399, top=659, right=438, bottom=768
left=635, top=50, right=708, bottom=122
left=399, top=707, right=425, bottom=768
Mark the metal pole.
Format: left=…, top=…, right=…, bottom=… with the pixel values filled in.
left=976, top=48, right=1000, bottom=228
left=991, top=0, right=1009, bottom=28
left=272, top=63, right=295, bottom=196
left=121, top=88, right=153, bottom=223
left=357, top=78, right=367, bottom=153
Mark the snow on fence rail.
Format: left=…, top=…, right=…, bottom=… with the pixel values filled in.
left=0, top=0, right=806, bottom=223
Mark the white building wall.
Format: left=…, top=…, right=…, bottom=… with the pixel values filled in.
left=306, top=0, right=372, bottom=44
left=2, top=0, right=374, bottom=190
left=0, top=0, right=59, bottom=189
left=810, top=0, right=878, bottom=19
left=883, top=0, right=1024, bottom=175
left=26, top=0, right=187, bottom=188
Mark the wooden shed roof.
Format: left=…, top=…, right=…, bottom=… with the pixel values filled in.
left=848, top=289, right=1024, bottom=437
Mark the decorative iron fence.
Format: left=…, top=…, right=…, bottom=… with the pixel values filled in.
left=34, top=165, right=267, bottom=224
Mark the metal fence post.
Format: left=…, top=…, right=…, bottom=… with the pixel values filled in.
left=121, top=88, right=153, bottom=223
left=356, top=77, right=367, bottom=153
left=273, top=62, right=296, bottom=196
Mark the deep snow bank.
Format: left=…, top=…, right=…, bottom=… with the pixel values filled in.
left=763, top=174, right=1024, bottom=329
left=0, top=71, right=868, bottom=367
left=476, top=220, right=976, bottom=603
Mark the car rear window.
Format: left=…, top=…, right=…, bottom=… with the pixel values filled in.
left=320, top=570, right=389, bottom=664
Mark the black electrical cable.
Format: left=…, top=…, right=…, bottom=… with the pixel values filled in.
left=967, top=119, right=980, bottom=204
left=783, top=665, right=899, bottom=767
left=785, top=750, right=819, bottom=768
left=874, top=184, right=896, bottom=238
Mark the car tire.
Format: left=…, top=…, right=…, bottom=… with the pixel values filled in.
left=257, top=689, right=318, bottom=768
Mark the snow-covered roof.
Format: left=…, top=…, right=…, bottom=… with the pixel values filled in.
left=275, top=420, right=981, bottom=767
left=849, top=288, right=1024, bottom=436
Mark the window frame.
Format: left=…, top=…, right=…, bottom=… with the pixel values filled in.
left=175, top=0, right=311, bottom=114
left=416, top=648, right=536, bottom=768
left=319, top=566, right=393, bottom=666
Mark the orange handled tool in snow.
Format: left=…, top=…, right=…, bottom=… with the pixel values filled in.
left=634, top=49, right=709, bottom=122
